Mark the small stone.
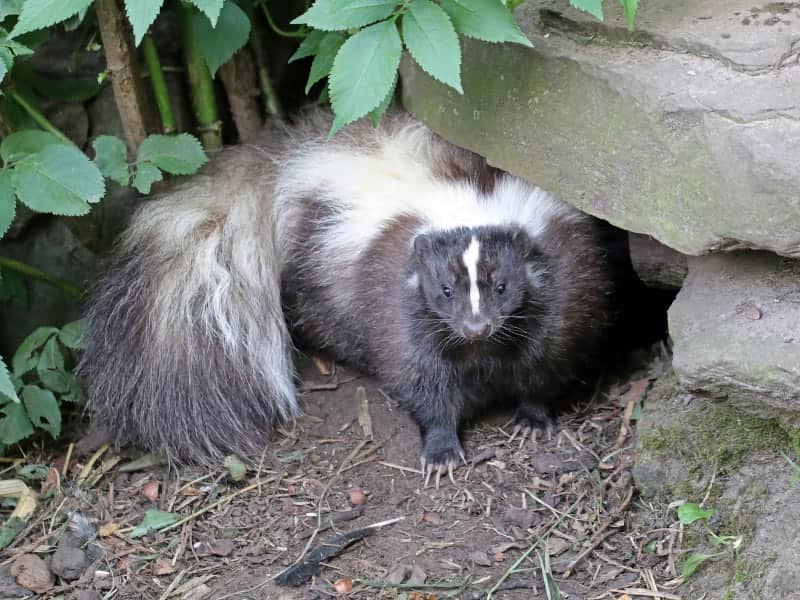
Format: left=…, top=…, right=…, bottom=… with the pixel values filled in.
left=385, top=564, right=411, bottom=585
left=10, top=554, right=53, bottom=594
left=469, top=551, right=492, bottom=567
left=75, top=591, right=101, bottom=600
left=50, top=532, right=90, bottom=581
left=406, top=565, right=427, bottom=585
left=182, top=583, right=211, bottom=600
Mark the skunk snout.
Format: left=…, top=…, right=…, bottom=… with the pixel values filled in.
left=461, top=318, right=491, bottom=340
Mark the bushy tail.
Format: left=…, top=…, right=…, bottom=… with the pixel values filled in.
left=78, top=148, right=298, bottom=464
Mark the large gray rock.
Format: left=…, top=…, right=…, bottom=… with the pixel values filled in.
left=669, top=252, right=800, bottom=418
left=401, top=0, right=800, bottom=257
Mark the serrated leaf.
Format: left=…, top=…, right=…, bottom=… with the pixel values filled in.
left=137, top=133, right=208, bottom=175
left=123, top=0, right=165, bottom=46
left=569, top=0, right=603, bottom=20
left=36, top=336, right=70, bottom=394
left=619, top=0, right=637, bottom=30
left=0, top=356, right=19, bottom=404
left=12, top=145, right=105, bottom=216
left=305, top=32, right=344, bottom=94
left=58, top=319, right=86, bottom=350
left=0, top=170, right=15, bottom=238
left=402, top=0, right=462, bottom=93
left=188, top=0, right=224, bottom=27
left=130, top=509, right=180, bottom=538
left=12, top=326, right=58, bottom=376
left=0, top=129, right=66, bottom=164
left=288, top=29, right=326, bottom=63
left=440, top=0, right=532, bottom=47
left=677, top=502, right=715, bottom=525
left=93, top=135, right=130, bottom=186
left=0, top=47, right=10, bottom=85
left=22, top=385, right=60, bottom=438
left=682, top=552, right=716, bottom=578
left=292, top=0, right=398, bottom=31
left=133, top=162, right=163, bottom=194
left=191, top=1, right=250, bottom=78
left=369, top=68, right=397, bottom=126
left=0, top=0, right=24, bottom=20
left=329, top=19, right=402, bottom=135
left=0, top=401, right=32, bottom=444
left=10, top=0, right=94, bottom=38
left=16, top=463, right=48, bottom=482
left=61, top=376, right=85, bottom=404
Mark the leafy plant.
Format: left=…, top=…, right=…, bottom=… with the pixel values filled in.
left=677, top=502, right=743, bottom=579
left=0, top=320, right=86, bottom=450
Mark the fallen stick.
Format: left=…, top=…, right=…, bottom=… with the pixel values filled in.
left=274, top=517, right=404, bottom=587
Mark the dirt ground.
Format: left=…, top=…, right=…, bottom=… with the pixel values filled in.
left=0, top=348, right=686, bottom=600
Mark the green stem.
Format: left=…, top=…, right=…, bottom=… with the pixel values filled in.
left=0, top=257, right=83, bottom=300
left=260, top=1, right=306, bottom=38
left=242, top=2, right=281, bottom=116
left=7, top=90, right=72, bottom=145
left=141, top=35, right=177, bottom=133
left=176, top=1, right=222, bottom=150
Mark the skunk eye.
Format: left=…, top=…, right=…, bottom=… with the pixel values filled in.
left=442, top=286, right=453, bottom=298
left=495, top=283, right=506, bottom=295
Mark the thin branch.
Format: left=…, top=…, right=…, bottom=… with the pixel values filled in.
left=141, top=35, right=177, bottom=133
left=7, top=91, right=71, bottom=145
left=0, top=256, right=83, bottom=300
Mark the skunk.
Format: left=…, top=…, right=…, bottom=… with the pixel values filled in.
left=79, top=110, right=612, bottom=483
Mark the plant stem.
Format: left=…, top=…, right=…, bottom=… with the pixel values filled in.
left=141, top=35, right=177, bottom=133
left=176, top=1, right=222, bottom=151
left=260, top=2, right=306, bottom=38
left=0, top=256, right=83, bottom=300
left=242, top=2, right=281, bottom=116
left=7, top=90, right=72, bottom=145
left=95, top=0, right=156, bottom=153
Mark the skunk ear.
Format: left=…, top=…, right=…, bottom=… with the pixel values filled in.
left=413, top=234, right=431, bottom=259
left=510, top=228, right=533, bottom=254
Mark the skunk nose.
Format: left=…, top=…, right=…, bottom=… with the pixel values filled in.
left=462, top=319, right=491, bottom=340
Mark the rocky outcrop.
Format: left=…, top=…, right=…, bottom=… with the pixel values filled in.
left=669, top=253, right=800, bottom=419
left=400, top=0, right=800, bottom=258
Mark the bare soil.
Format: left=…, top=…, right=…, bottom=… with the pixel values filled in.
left=0, top=350, right=684, bottom=600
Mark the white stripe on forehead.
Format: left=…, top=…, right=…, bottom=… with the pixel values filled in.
left=463, top=236, right=481, bottom=316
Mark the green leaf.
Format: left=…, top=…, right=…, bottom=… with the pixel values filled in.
left=0, top=129, right=66, bottom=164
left=0, top=0, right=24, bottom=20
left=439, top=0, right=532, bottom=47
left=188, top=0, right=225, bottom=27
left=677, top=502, right=715, bottom=525
left=93, top=135, right=130, bottom=186
left=36, top=336, right=70, bottom=394
left=0, top=357, right=19, bottom=404
left=132, top=162, right=163, bottom=194
left=0, top=47, right=10, bottom=86
left=130, top=509, right=180, bottom=538
left=288, top=29, right=326, bottom=63
left=682, top=552, right=717, bottom=579
left=12, top=326, right=58, bottom=376
left=224, top=454, right=247, bottom=481
left=0, top=266, right=27, bottom=307
left=16, top=463, right=48, bottom=482
left=12, top=144, right=105, bottom=216
left=137, top=133, right=208, bottom=176
left=0, top=401, right=33, bottom=444
left=10, top=0, right=94, bottom=38
left=61, top=376, right=85, bottom=404
left=305, top=32, right=344, bottom=94
left=58, top=319, right=86, bottom=350
left=402, top=0, right=462, bottom=93
left=292, top=0, right=398, bottom=31
left=369, top=68, right=397, bottom=126
left=569, top=0, right=603, bottom=20
left=0, top=169, right=15, bottom=238
left=619, top=0, right=637, bottom=30
left=123, top=0, right=165, bottom=46
left=21, top=385, right=60, bottom=438
left=329, top=19, right=402, bottom=135
left=191, top=1, right=250, bottom=78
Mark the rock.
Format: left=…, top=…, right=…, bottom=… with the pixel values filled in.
left=628, top=233, right=688, bottom=289
left=669, top=253, right=800, bottom=417
left=10, top=554, right=53, bottom=594
left=51, top=533, right=90, bottom=581
left=401, top=0, right=800, bottom=258
left=75, top=591, right=101, bottom=600
left=385, top=563, right=411, bottom=585
left=0, top=565, right=30, bottom=598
